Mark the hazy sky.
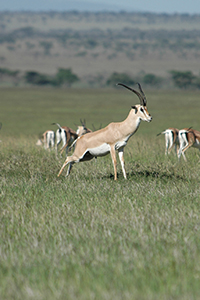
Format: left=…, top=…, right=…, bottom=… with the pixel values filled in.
left=1, top=0, right=200, bottom=14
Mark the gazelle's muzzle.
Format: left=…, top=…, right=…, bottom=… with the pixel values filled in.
left=144, top=107, right=152, bottom=122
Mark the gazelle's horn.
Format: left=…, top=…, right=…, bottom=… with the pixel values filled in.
left=117, top=83, right=146, bottom=106
left=137, top=82, right=147, bottom=106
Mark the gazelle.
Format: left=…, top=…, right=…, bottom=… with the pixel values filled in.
left=57, top=83, right=152, bottom=180
left=52, top=123, right=78, bottom=156
left=67, top=120, right=93, bottom=152
left=157, top=128, right=179, bottom=155
left=36, top=130, right=55, bottom=150
left=76, top=119, right=93, bottom=137
left=178, top=128, right=200, bottom=161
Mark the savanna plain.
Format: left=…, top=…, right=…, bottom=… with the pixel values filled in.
left=0, top=87, right=200, bottom=300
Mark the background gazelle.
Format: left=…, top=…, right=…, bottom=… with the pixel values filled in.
left=178, top=128, right=200, bottom=161
left=36, top=130, right=55, bottom=150
left=52, top=123, right=78, bottom=156
left=57, top=83, right=152, bottom=180
left=157, top=128, right=179, bottom=155
left=76, top=119, right=93, bottom=137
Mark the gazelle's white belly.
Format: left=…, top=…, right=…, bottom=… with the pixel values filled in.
left=84, top=135, right=131, bottom=158
left=88, top=143, right=111, bottom=157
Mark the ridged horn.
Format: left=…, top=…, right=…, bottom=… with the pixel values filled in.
left=117, top=83, right=146, bottom=106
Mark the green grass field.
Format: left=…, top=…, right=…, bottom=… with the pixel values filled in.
left=0, top=87, right=200, bottom=299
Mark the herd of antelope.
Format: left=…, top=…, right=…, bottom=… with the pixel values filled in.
left=34, top=82, right=199, bottom=180
left=157, top=127, right=200, bottom=162
left=36, top=119, right=92, bottom=156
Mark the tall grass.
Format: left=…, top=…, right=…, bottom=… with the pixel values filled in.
left=0, top=88, right=200, bottom=299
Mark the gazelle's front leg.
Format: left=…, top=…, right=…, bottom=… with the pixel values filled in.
left=110, top=146, right=117, bottom=180
left=118, top=148, right=127, bottom=179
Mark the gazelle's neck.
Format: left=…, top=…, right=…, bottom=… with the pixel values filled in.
left=121, top=108, right=141, bottom=136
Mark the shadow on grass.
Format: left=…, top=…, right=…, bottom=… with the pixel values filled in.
left=101, top=166, right=185, bottom=181
left=128, top=169, right=185, bottom=181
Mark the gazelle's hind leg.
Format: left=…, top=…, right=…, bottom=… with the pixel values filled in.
left=167, top=132, right=174, bottom=154
left=174, top=144, right=179, bottom=156
left=181, top=151, right=187, bottom=162
left=180, top=142, right=194, bottom=162
left=178, top=133, right=189, bottom=161
left=165, top=131, right=172, bottom=155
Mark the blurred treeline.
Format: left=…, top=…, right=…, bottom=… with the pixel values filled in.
left=1, top=67, right=200, bottom=90
left=1, top=11, right=200, bottom=89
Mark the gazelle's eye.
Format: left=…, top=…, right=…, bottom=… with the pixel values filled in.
left=140, top=107, right=144, bottom=113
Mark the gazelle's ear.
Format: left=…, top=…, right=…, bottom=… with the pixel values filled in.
left=131, top=106, right=138, bottom=114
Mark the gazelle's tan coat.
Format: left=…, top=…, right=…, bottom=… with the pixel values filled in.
left=58, top=83, right=152, bottom=180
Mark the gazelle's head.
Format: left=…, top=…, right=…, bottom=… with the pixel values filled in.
left=117, top=82, right=152, bottom=122
left=76, top=119, right=88, bottom=136
left=76, top=125, right=86, bottom=136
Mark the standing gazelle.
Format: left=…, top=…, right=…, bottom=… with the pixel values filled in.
left=36, top=130, right=55, bottom=150
left=178, top=128, right=200, bottom=161
left=157, top=128, right=179, bottom=155
left=57, top=83, right=152, bottom=180
left=52, top=123, right=78, bottom=156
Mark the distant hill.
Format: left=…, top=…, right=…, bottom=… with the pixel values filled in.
left=0, top=11, right=200, bottom=87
